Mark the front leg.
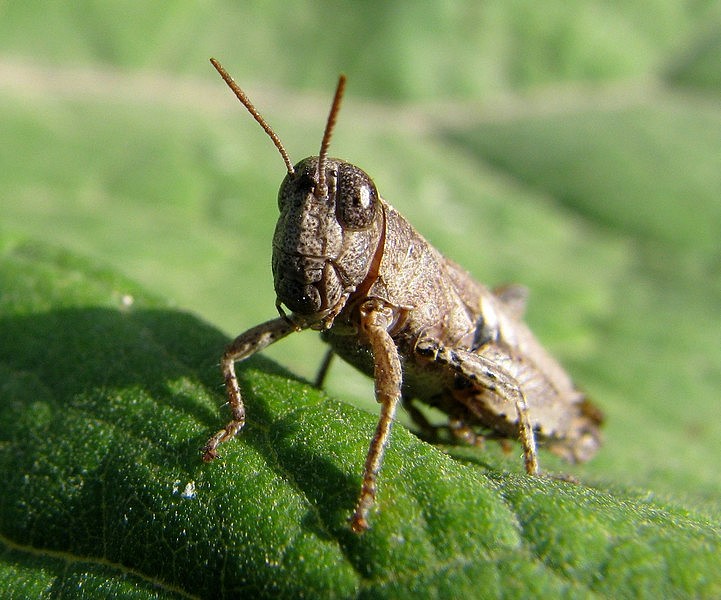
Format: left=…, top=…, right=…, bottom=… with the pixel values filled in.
left=414, top=339, right=540, bottom=476
left=202, top=317, right=300, bottom=461
left=351, top=300, right=403, bottom=533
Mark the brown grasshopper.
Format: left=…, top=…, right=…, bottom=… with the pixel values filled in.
left=202, top=58, right=603, bottom=532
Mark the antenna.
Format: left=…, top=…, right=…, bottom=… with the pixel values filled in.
left=316, top=74, right=347, bottom=197
left=210, top=58, right=295, bottom=176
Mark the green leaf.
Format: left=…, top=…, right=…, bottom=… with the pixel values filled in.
left=2, top=2, right=721, bottom=596
left=1, top=239, right=720, bottom=598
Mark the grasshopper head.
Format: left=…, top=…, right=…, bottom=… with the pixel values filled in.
left=272, top=156, right=382, bottom=319
left=210, top=59, right=383, bottom=324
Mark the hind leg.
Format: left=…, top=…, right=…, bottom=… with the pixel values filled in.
left=414, top=339, right=539, bottom=476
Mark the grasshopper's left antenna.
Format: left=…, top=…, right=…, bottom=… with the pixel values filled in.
left=210, top=58, right=295, bottom=176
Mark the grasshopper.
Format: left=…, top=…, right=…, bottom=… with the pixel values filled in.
left=202, top=59, right=603, bottom=532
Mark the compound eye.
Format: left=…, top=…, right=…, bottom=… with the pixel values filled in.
left=336, top=164, right=377, bottom=229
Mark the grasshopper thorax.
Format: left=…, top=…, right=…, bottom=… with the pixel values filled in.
left=272, top=156, right=383, bottom=319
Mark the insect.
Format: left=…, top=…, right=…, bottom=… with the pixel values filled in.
left=202, top=58, right=603, bottom=533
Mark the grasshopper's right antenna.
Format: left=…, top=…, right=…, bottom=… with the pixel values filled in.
left=210, top=58, right=295, bottom=176
left=316, top=74, right=347, bottom=198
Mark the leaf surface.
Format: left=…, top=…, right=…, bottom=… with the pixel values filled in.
left=1, top=2, right=720, bottom=597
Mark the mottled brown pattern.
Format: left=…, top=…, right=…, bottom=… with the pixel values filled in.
left=203, top=60, right=603, bottom=532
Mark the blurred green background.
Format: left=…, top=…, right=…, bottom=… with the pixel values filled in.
left=2, top=0, right=720, bottom=517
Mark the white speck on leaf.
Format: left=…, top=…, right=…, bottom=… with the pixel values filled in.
left=181, top=481, right=197, bottom=499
